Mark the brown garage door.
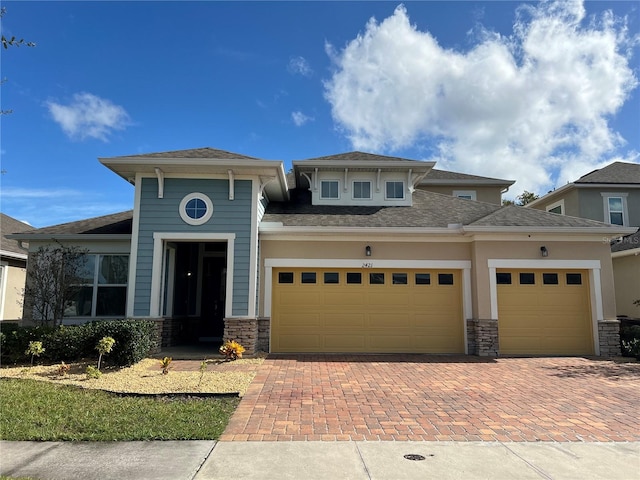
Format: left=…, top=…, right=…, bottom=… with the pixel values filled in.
left=271, top=268, right=464, bottom=353
left=497, top=269, right=593, bottom=355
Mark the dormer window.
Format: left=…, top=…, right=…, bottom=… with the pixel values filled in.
left=321, top=180, right=339, bottom=199
left=385, top=181, right=405, bottom=200
left=353, top=181, right=372, bottom=199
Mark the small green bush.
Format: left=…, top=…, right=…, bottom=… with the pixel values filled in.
left=620, top=323, right=640, bottom=359
left=0, top=320, right=157, bottom=367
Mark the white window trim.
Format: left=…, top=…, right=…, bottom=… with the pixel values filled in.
left=179, top=192, right=214, bottom=226
left=487, top=259, right=602, bottom=355
left=320, top=180, right=340, bottom=200
left=0, top=262, right=7, bottom=321
left=352, top=180, right=372, bottom=200
left=545, top=199, right=565, bottom=215
left=453, top=190, right=477, bottom=201
left=601, top=193, right=628, bottom=226
left=264, top=258, right=472, bottom=354
left=385, top=181, right=405, bottom=200
left=150, top=233, right=235, bottom=318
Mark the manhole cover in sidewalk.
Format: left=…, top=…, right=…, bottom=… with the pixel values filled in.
left=404, top=454, right=432, bottom=461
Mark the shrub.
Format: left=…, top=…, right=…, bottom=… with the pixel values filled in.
left=0, top=319, right=156, bottom=367
left=85, top=365, right=101, bottom=379
left=160, top=356, right=172, bottom=375
left=96, top=336, right=116, bottom=370
left=25, top=341, right=45, bottom=366
left=620, top=323, right=640, bottom=359
left=219, top=340, right=245, bottom=361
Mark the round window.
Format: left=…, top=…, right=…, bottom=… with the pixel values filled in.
left=179, top=193, right=213, bottom=225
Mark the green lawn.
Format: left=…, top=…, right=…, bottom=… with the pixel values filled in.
left=0, top=378, right=239, bottom=441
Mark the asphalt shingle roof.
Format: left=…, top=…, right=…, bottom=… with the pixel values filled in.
left=18, top=211, right=134, bottom=236
left=295, top=151, right=425, bottom=163
left=263, top=190, right=612, bottom=229
left=611, top=230, right=640, bottom=253
left=107, top=147, right=261, bottom=161
left=422, top=169, right=514, bottom=184
left=576, top=162, right=640, bottom=184
left=1, top=213, right=34, bottom=255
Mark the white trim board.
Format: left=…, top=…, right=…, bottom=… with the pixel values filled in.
left=150, top=233, right=236, bottom=318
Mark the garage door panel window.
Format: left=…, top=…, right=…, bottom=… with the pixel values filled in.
left=519, top=273, right=535, bottom=285
left=278, top=272, right=294, bottom=284
left=301, top=272, right=317, bottom=284
left=566, top=273, right=582, bottom=285
left=393, top=273, right=408, bottom=285
left=369, top=273, right=385, bottom=285
left=438, top=273, right=454, bottom=285
left=415, top=273, right=431, bottom=285
left=324, top=272, right=339, bottom=284
left=347, top=272, right=362, bottom=284
left=542, top=273, right=559, bottom=285
left=496, top=272, right=512, bottom=285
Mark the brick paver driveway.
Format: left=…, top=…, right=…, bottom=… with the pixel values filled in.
left=221, top=355, right=640, bottom=442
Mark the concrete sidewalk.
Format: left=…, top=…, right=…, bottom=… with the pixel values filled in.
left=1, top=441, right=639, bottom=480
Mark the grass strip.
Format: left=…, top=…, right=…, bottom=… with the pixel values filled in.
left=0, top=378, right=239, bottom=441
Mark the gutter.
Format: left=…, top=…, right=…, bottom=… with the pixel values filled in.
left=5, top=234, right=132, bottom=241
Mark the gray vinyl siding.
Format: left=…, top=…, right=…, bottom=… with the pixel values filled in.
left=134, top=177, right=253, bottom=316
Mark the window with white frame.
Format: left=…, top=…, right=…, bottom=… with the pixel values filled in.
left=179, top=192, right=213, bottom=226
left=453, top=190, right=477, bottom=201
left=320, top=180, right=339, bottom=199
left=385, top=181, right=405, bottom=199
left=602, top=193, right=627, bottom=226
left=65, top=254, right=128, bottom=317
left=353, top=181, right=372, bottom=199
left=545, top=199, right=564, bottom=215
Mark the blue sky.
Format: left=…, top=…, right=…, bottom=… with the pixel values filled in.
left=1, top=1, right=638, bottom=228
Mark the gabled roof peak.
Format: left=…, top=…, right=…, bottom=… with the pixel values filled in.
left=575, top=161, right=640, bottom=184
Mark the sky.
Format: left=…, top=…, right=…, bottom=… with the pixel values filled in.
left=1, top=0, right=639, bottom=228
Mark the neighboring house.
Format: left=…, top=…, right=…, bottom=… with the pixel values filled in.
left=0, top=213, right=34, bottom=322
left=527, top=162, right=640, bottom=317
left=9, top=148, right=635, bottom=357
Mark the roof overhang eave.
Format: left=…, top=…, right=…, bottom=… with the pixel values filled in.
left=5, top=234, right=132, bottom=242
left=612, top=247, right=640, bottom=258
left=0, top=249, right=28, bottom=260
left=462, top=225, right=637, bottom=235
left=259, top=224, right=464, bottom=235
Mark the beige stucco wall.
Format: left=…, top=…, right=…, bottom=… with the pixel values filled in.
left=1, top=262, right=27, bottom=322
left=259, top=236, right=617, bottom=323
left=258, top=238, right=472, bottom=316
left=613, top=253, right=640, bottom=318
left=417, top=185, right=503, bottom=205
left=470, top=239, right=617, bottom=320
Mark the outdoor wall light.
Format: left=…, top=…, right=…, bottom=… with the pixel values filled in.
left=365, top=245, right=372, bottom=257
left=540, top=246, right=548, bottom=257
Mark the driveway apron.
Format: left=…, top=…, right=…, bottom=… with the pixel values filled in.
left=220, top=355, right=640, bottom=442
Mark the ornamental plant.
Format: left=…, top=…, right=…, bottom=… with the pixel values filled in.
left=96, top=336, right=116, bottom=370
left=56, top=361, right=71, bottom=376
left=219, top=340, right=245, bottom=361
left=25, top=340, right=45, bottom=366
left=160, top=356, right=173, bottom=375
left=86, top=365, right=101, bottom=379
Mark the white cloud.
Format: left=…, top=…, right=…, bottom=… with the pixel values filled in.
left=324, top=1, right=639, bottom=194
left=292, top=111, right=314, bottom=127
left=288, top=56, right=313, bottom=76
left=46, top=92, right=131, bottom=142
left=0, top=187, right=82, bottom=199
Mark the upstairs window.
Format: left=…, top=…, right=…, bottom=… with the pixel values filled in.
left=385, top=181, right=405, bottom=200
left=353, top=181, right=372, bottom=199
left=454, top=190, right=476, bottom=201
left=321, top=180, right=339, bottom=199
left=545, top=199, right=564, bottom=215
left=607, top=197, right=624, bottom=225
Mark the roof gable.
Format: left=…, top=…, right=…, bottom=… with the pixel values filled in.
left=576, top=162, right=640, bottom=184
left=1, top=213, right=34, bottom=257
left=9, top=211, right=133, bottom=237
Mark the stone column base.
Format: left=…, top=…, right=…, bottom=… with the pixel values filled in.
left=223, top=317, right=258, bottom=356
left=468, top=319, right=499, bottom=357
left=598, top=319, right=621, bottom=357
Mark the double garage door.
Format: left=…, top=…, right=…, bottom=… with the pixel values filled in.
left=271, top=268, right=464, bottom=353
left=497, top=269, right=594, bottom=355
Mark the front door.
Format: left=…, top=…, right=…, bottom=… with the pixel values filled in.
left=200, top=256, right=226, bottom=340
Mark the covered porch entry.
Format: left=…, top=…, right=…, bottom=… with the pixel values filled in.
left=161, top=240, right=229, bottom=345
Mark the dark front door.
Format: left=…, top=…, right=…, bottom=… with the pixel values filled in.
left=200, top=256, right=226, bottom=340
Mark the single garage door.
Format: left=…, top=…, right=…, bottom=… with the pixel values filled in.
left=496, top=269, right=594, bottom=355
left=271, top=268, right=464, bottom=353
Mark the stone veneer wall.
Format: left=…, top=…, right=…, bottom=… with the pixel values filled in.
left=257, top=317, right=270, bottom=353
left=474, top=319, right=499, bottom=356
left=466, top=319, right=478, bottom=355
left=224, top=317, right=258, bottom=356
left=598, top=319, right=621, bottom=357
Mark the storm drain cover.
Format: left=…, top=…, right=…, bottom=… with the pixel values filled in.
left=404, top=454, right=428, bottom=461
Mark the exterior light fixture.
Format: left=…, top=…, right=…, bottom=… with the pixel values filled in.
left=365, top=245, right=372, bottom=257
left=540, top=246, right=548, bottom=257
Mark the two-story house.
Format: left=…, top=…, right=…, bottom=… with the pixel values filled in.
left=527, top=162, right=640, bottom=318
left=9, top=149, right=634, bottom=357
